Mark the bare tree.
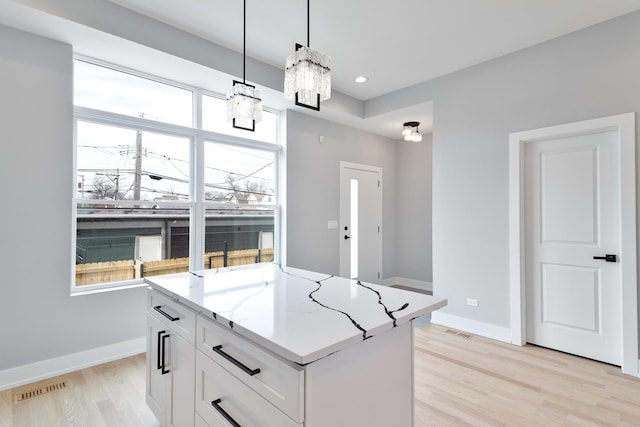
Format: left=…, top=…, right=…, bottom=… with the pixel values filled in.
left=225, top=173, right=240, bottom=192
left=238, top=179, right=273, bottom=204
left=244, top=179, right=271, bottom=196
left=91, top=175, right=123, bottom=200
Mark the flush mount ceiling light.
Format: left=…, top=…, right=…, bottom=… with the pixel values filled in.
left=354, top=76, right=368, bottom=83
left=227, top=0, right=263, bottom=131
left=284, top=0, right=331, bottom=111
left=402, top=121, right=423, bottom=142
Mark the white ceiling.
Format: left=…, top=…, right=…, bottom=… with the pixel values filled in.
left=108, top=0, right=640, bottom=101
left=3, top=0, right=640, bottom=138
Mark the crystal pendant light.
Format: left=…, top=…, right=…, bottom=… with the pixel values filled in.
left=402, top=121, right=423, bottom=142
left=227, top=0, right=262, bottom=131
left=284, top=0, right=331, bottom=111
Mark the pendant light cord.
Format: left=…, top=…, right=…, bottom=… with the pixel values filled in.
left=307, top=0, right=310, bottom=47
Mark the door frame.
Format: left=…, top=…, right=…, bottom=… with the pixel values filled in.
left=508, top=113, right=638, bottom=375
left=339, top=161, right=383, bottom=281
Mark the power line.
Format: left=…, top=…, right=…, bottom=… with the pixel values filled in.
left=79, top=168, right=274, bottom=197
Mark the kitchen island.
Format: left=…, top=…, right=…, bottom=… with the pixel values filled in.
left=145, top=263, right=446, bottom=426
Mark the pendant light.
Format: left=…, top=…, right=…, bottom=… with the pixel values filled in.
left=284, top=0, right=331, bottom=111
left=227, top=0, right=263, bottom=131
left=402, top=121, right=423, bottom=142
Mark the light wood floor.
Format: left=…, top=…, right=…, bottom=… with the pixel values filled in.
left=0, top=353, right=159, bottom=427
left=415, top=324, right=640, bottom=426
left=2, top=325, right=640, bottom=426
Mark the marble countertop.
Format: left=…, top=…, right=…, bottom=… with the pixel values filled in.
left=145, top=263, right=447, bottom=365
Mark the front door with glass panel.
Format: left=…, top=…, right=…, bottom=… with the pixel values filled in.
left=339, top=162, right=382, bottom=283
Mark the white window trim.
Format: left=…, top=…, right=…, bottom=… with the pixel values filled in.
left=71, top=58, right=282, bottom=294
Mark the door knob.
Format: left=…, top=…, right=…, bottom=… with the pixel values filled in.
left=344, top=235, right=351, bottom=240
left=593, top=254, right=617, bottom=262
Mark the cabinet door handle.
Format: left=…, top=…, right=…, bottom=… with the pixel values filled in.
left=153, top=305, right=180, bottom=322
left=212, top=345, right=261, bottom=376
left=593, top=254, right=617, bottom=262
left=161, top=333, right=170, bottom=375
left=211, top=399, right=241, bottom=427
left=157, top=330, right=166, bottom=370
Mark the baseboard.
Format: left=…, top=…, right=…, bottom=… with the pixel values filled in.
left=0, top=337, right=146, bottom=391
left=431, top=311, right=511, bottom=343
left=383, top=277, right=432, bottom=292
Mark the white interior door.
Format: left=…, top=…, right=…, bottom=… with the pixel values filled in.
left=524, top=130, right=621, bottom=365
left=339, top=162, right=382, bottom=283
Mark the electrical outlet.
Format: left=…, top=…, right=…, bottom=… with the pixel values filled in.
left=466, top=298, right=479, bottom=307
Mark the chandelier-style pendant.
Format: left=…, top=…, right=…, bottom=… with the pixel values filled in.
left=226, top=0, right=262, bottom=131
left=284, top=0, right=331, bottom=111
left=284, top=43, right=331, bottom=111
left=227, top=80, right=263, bottom=131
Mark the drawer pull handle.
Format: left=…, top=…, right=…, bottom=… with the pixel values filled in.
left=212, top=345, right=261, bottom=376
left=211, top=399, right=241, bottom=427
left=153, top=305, right=180, bottom=322
left=161, top=333, right=170, bottom=375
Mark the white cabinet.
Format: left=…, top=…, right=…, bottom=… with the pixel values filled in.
left=195, top=315, right=304, bottom=426
left=191, top=313, right=413, bottom=427
left=144, top=263, right=446, bottom=427
left=196, top=315, right=304, bottom=422
left=195, top=351, right=301, bottom=427
left=146, top=313, right=167, bottom=420
left=146, top=289, right=196, bottom=427
left=303, top=322, right=414, bottom=427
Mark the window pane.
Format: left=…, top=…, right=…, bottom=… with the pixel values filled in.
left=74, top=60, right=193, bottom=127
left=204, top=141, right=276, bottom=267
left=204, top=209, right=275, bottom=269
left=204, top=142, right=275, bottom=205
left=75, top=205, right=190, bottom=286
left=77, top=121, right=191, bottom=202
left=203, top=95, right=277, bottom=143
left=350, top=178, right=359, bottom=279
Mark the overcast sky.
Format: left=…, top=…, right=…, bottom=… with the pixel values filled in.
left=74, top=60, right=276, bottom=202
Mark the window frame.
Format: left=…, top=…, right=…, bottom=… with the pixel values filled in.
left=71, top=57, right=282, bottom=294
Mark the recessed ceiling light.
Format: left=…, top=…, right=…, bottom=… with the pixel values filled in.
left=354, top=76, right=368, bottom=83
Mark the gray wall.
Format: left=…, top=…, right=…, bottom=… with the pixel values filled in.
left=7, top=2, right=639, bottom=373
left=396, top=134, right=432, bottom=283
left=0, top=23, right=433, bottom=376
left=286, top=111, right=398, bottom=279
left=428, top=12, right=640, bottom=329
left=0, top=24, right=146, bottom=371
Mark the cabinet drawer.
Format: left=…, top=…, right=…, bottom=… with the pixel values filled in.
left=195, top=413, right=209, bottom=427
left=195, top=351, right=301, bottom=427
left=196, top=315, right=304, bottom=423
left=148, top=288, right=196, bottom=344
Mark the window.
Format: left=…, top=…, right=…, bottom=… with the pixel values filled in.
left=73, top=58, right=281, bottom=291
left=203, top=142, right=276, bottom=268
left=74, top=60, right=193, bottom=127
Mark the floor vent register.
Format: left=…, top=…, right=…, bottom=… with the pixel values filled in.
left=444, top=329, right=472, bottom=339
left=13, top=380, right=69, bottom=403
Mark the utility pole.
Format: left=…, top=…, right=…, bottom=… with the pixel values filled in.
left=114, top=168, right=120, bottom=199
left=78, top=174, right=85, bottom=198
left=134, top=130, right=142, bottom=200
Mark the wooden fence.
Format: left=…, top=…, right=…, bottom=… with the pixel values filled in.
left=75, top=248, right=274, bottom=286
left=76, top=260, right=136, bottom=286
